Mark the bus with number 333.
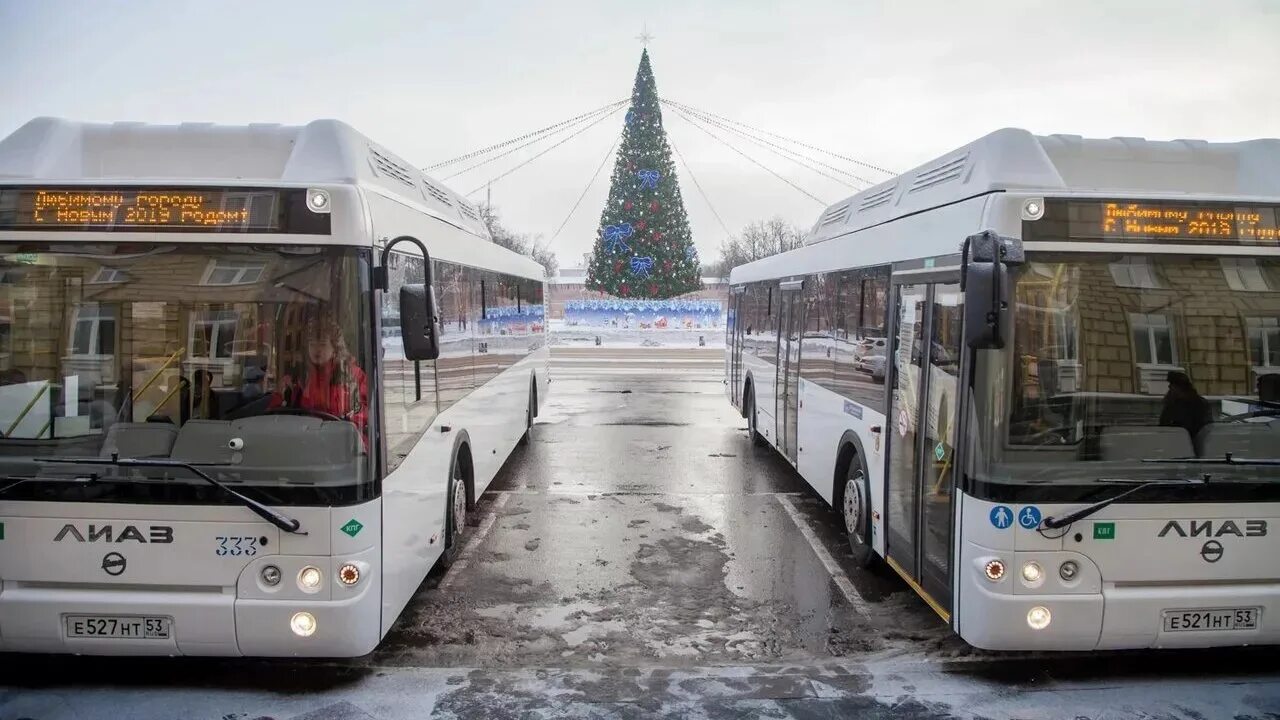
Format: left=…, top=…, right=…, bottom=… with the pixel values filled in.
left=0, top=118, right=549, bottom=656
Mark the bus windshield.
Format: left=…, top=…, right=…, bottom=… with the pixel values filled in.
left=971, top=252, right=1280, bottom=486
left=0, top=243, right=374, bottom=505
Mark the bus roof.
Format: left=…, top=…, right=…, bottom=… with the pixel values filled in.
left=805, top=127, right=1280, bottom=246
left=0, top=116, right=490, bottom=240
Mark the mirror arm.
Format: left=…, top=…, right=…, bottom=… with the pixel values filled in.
left=374, top=235, right=433, bottom=290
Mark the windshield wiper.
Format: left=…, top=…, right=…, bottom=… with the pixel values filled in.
left=1144, top=452, right=1280, bottom=467
left=1040, top=476, right=1206, bottom=531
left=36, top=454, right=305, bottom=534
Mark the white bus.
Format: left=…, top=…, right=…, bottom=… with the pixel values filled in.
left=727, top=128, right=1280, bottom=650
left=0, top=118, right=549, bottom=656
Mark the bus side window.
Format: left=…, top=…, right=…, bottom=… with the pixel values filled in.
left=382, top=251, right=438, bottom=473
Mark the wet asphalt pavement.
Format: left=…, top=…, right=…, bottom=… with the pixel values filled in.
left=3, top=347, right=1280, bottom=719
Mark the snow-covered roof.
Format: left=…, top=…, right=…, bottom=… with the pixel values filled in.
left=0, top=116, right=490, bottom=240
left=806, top=127, right=1280, bottom=245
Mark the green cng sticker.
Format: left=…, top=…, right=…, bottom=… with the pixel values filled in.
left=1093, top=522, right=1115, bottom=540
left=934, top=442, right=946, bottom=461
left=340, top=519, right=364, bottom=538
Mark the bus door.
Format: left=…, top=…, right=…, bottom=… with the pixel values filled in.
left=775, top=280, right=803, bottom=463
left=729, top=287, right=744, bottom=409
left=884, top=280, right=963, bottom=613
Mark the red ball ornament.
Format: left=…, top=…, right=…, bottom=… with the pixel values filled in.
left=650, top=201, right=660, bottom=212
left=653, top=231, right=663, bottom=241
left=635, top=220, right=647, bottom=231
left=663, top=260, right=673, bottom=271
left=624, top=201, right=633, bottom=210
left=648, top=283, right=658, bottom=295
left=614, top=260, right=623, bottom=272
left=620, top=283, right=630, bottom=297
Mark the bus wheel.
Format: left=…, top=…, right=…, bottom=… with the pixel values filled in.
left=747, top=388, right=766, bottom=447
left=441, top=460, right=468, bottom=567
left=843, top=461, right=876, bottom=568
left=519, top=380, right=534, bottom=446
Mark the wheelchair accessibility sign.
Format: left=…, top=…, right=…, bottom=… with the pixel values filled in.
left=1018, top=506, right=1042, bottom=529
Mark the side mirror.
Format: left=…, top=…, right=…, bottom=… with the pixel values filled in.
left=960, top=230, right=1023, bottom=350
left=399, top=283, right=441, bottom=361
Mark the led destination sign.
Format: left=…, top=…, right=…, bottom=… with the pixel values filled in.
left=1029, top=199, right=1280, bottom=245
left=1099, top=202, right=1280, bottom=241
left=0, top=187, right=330, bottom=234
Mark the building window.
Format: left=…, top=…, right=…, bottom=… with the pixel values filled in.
left=1129, top=312, right=1177, bottom=366
left=1247, top=317, right=1280, bottom=368
left=69, top=303, right=117, bottom=357
left=1109, top=256, right=1160, bottom=289
left=190, top=308, right=239, bottom=361
left=202, top=259, right=265, bottom=286
left=1221, top=258, right=1270, bottom=292
left=89, top=267, right=128, bottom=284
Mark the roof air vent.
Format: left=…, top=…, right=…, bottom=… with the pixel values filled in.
left=857, top=185, right=897, bottom=212
left=421, top=179, right=455, bottom=208
left=819, top=201, right=851, bottom=227
left=368, top=146, right=416, bottom=189
left=908, top=153, right=968, bottom=194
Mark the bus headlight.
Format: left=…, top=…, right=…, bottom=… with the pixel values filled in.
left=260, top=565, right=282, bottom=587
left=1021, top=561, right=1043, bottom=584
left=983, top=559, right=1006, bottom=582
left=290, top=611, right=317, bottom=637
left=1027, top=606, right=1052, bottom=630
left=1059, top=560, right=1079, bottom=581
left=298, top=566, right=323, bottom=591
left=338, top=563, right=361, bottom=586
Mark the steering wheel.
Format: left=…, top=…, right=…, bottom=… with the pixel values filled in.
left=266, top=407, right=345, bottom=422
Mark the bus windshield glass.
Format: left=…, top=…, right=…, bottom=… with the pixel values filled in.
left=0, top=243, right=374, bottom=505
left=971, top=252, right=1280, bottom=486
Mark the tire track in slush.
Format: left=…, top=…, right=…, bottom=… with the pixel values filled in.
left=440, top=492, right=510, bottom=589
left=775, top=494, right=874, bottom=620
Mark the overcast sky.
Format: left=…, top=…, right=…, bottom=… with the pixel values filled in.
left=3, top=0, right=1279, bottom=269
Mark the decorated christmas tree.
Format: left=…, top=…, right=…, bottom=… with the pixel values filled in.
left=585, top=49, right=701, bottom=299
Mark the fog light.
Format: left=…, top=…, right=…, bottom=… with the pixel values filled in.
left=1059, top=560, right=1079, bottom=581
left=338, top=563, right=361, bottom=586
left=290, top=611, right=317, bottom=637
left=1027, top=606, right=1052, bottom=630
left=984, top=559, right=1006, bottom=582
left=1021, top=562, right=1043, bottom=584
left=298, top=566, right=323, bottom=591
left=260, top=565, right=282, bottom=586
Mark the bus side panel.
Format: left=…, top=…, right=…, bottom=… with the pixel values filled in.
left=380, top=411, right=452, bottom=637
left=795, top=379, right=888, bottom=555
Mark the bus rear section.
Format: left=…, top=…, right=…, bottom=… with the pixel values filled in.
left=0, top=240, right=387, bottom=656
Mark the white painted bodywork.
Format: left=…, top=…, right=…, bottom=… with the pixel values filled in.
left=727, top=127, right=1280, bottom=650
left=0, top=118, right=549, bottom=656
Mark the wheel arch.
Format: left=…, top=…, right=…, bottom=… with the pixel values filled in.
left=448, top=429, right=476, bottom=510
left=832, top=429, right=869, bottom=509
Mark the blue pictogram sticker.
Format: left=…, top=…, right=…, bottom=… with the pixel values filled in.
left=842, top=400, right=863, bottom=420
left=989, top=505, right=1013, bottom=529
left=1019, top=506, right=1042, bottom=530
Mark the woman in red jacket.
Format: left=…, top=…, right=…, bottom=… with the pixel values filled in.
left=271, top=318, right=368, bottom=435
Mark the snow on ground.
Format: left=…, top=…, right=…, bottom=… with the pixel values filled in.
left=550, top=318, right=725, bottom=349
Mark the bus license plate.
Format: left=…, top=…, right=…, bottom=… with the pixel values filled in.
left=1162, top=607, right=1259, bottom=632
left=64, top=615, right=171, bottom=639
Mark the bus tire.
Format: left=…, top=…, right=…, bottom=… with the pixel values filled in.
left=440, top=451, right=469, bottom=568
left=746, top=385, right=766, bottom=447
left=842, top=455, right=877, bottom=568
left=519, top=378, right=535, bottom=446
